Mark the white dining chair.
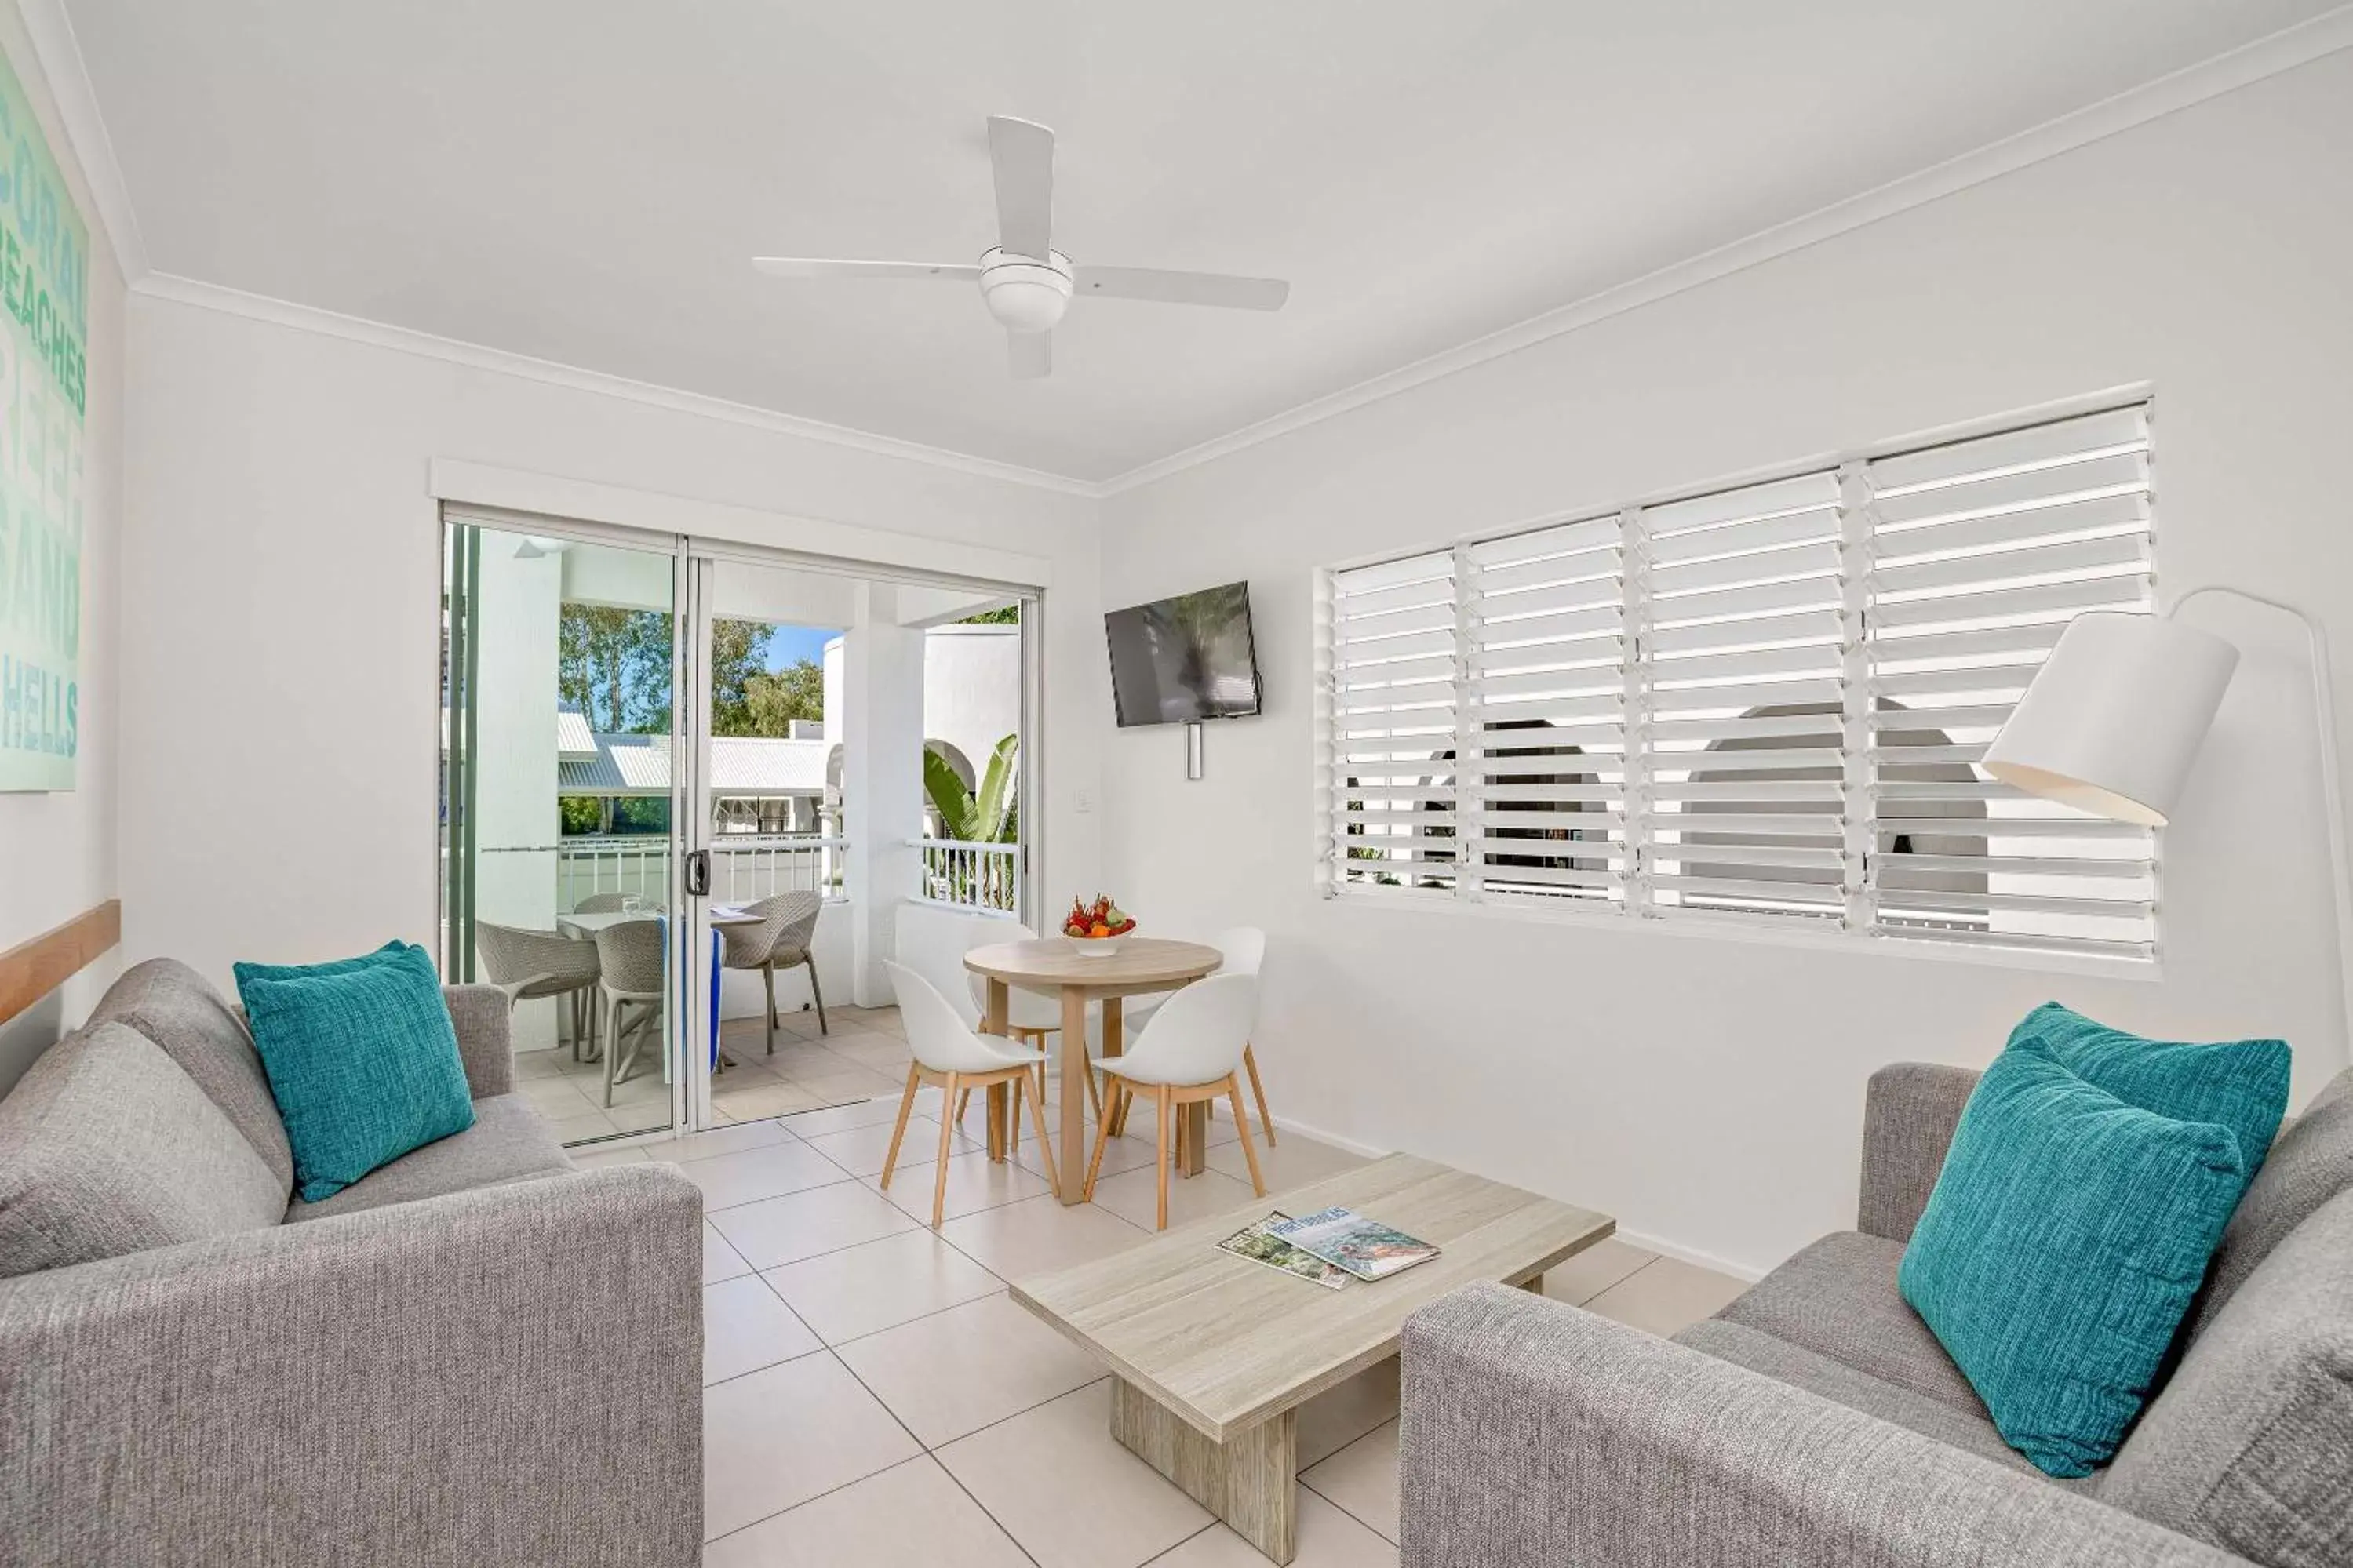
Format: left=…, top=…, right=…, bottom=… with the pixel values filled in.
left=881, top=960, right=1058, bottom=1228
left=1084, top=972, right=1266, bottom=1229
left=951, top=922, right=1103, bottom=1130
left=1116, top=927, right=1275, bottom=1144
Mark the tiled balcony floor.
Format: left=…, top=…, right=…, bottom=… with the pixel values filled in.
left=514, top=1003, right=912, bottom=1141
left=566, top=1046, right=1748, bottom=1566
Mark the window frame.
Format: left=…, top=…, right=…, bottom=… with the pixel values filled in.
left=1316, top=394, right=2162, bottom=977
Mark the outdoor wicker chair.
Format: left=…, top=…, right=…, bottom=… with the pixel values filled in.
left=475, top=919, right=603, bottom=1061
left=571, top=892, right=632, bottom=915
left=592, top=919, right=668, bottom=1108
left=719, top=891, right=826, bottom=1050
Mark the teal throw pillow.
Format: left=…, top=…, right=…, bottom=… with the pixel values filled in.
left=1898, top=1036, right=2249, bottom=1478
left=234, top=942, right=474, bottom=1202
left=2009, top=1002, right=2289, bottom=1177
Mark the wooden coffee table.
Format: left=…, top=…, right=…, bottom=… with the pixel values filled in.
left=1009, top=1154, right=1612, bottom=1564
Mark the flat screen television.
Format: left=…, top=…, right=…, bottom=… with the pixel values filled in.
left=1105, top=581, right=1262, bottom=727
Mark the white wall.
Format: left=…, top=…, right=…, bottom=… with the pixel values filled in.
left=1099, top=52, right=2353, bottom=1277
left=0, top=13, right=126, bottom=1090
left=923, top=623, right=1021, bottom=787
left=119, top=297, right=1107, bottom=996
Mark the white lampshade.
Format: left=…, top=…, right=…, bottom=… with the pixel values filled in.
left=1981, top=611, right=2240, bottom=827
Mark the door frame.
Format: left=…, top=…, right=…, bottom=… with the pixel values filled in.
left=439, top=498, right=1047, bottom=1144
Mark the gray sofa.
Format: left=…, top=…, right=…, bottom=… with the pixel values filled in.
left=1401, top=1062, right=2353, bottom=1568
left=0, top=958, right=704, bottom=1568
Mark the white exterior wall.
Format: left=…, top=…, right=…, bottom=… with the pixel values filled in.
left=922, top=624, right=1021, bottom=788
left=1098, top=53, right=2353, bottom=1278
left=467, top=539, right=563, bottom=1045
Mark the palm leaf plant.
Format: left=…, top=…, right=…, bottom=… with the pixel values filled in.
left=923, top=734, right=1019, bottom=909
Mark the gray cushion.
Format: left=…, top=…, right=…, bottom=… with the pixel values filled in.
left=284, top=1093, right=573, bottom=1222
left=90, top=958, right=295, bottom=1191
left=1674, top=1318, right=2095, bottom=1490
left=1714, top=1229, right=1985, bottom=1417
left=0, top=1024, right=288, bottom=1276
left=2105, top=1186, right=2353, bottom=1566
left=2185, top=1068, right=2353, bottom=1344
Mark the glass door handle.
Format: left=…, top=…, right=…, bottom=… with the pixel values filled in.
left=685, top=849, right=711, bottom=897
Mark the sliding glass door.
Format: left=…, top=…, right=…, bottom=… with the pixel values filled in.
left=442, top=520, right=694, bottom=1144
left=443, top=509, right=1041, bottom=1147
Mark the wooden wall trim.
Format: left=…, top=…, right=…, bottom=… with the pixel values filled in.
left=0, top=900, right=122, bottom=1028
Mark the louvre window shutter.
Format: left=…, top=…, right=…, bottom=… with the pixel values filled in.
left=1323, top=399, right=2158, bottom=966
left=1640, top=471, right=1850, bottom=922
left=1327, top=551, right=1462, bottom=891
left=1862, top=406, right=2158, bottom=959
left=1463, top=515, right=1629, bottom=904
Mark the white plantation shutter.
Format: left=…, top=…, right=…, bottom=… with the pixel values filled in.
left=1638, top=471, right=1852, bottom=921
left=1327, top=550, right=1462, bottom=890
left=1862, top=406, right=2158, bottom=959
left=1321, top=398, right=2159, bottom=966
left=1463, top=515, right=1629, bottom=904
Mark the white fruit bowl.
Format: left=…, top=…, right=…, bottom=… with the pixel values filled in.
left=1065, top=932, right=1131, bottom=957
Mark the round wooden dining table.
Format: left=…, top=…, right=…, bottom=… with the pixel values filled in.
left=963, top=937, right=1223, bottom=1205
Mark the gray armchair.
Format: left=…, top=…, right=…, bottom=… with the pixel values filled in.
left=720, top=891, right=825, bottom=1050
left=1399, top=1062, right=2353, bottom=1568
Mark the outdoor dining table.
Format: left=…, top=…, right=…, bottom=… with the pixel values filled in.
left=962, top=937, right=1225, bottom=1205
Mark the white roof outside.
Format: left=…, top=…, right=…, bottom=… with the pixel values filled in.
left=556, top=706, right=598, bottom=757
left=557, top=733, right=831, bottom=797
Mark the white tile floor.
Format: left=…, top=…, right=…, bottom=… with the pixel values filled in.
left=574, top=1020, right=1750, bottom=1568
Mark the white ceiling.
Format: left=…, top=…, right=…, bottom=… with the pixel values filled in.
left=61, top=0, right=2344, bottom=482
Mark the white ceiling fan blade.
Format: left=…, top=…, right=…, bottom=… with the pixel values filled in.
left=987, top=115, right=1054, bottom=260
left=1073, top=266, right=1289, bottom=311
left=751, top=258, right=982, bottom=281
left=1007, top=330, right=1051, bottom=380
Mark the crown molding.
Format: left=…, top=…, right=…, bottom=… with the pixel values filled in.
left=1095, top=4, right=2353, bottom=497
left=13, top=0, right=148, bottom=283
left=71, top=4, right=2353, bottom=504
left=132, top=272, right=1103, bottom=497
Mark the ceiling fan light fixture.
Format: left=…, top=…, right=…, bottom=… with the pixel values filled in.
left=978, top=247, right=1073, bottom=334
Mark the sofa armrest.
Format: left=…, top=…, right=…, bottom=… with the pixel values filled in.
left=1399, top=1283, right=2243, bottom=1568
left=443, top=982, right=513, bottom=1097
left=1858, top=1061, right=1980, bottom=1242
left=0, top=1166, right=702, bottom=1568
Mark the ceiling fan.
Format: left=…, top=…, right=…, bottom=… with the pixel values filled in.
left=752, top=115, right=1290, bottom=380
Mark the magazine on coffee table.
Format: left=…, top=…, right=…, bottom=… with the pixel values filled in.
left=1265, top=1206, right=1441, bottom=1280
left=1216, top=1213, right=1350, bottom=1290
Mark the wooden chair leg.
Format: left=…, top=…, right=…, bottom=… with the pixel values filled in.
left=931, top=1072, right=960, bottom=1228
left=1226, top=1075, right=1267, bottom=1197
left=805, top=955, right=828, bottom=1035
left=955, top=1088, right=971, bottom=1125
left=1154, top=1087, right=1175, bottom=1230
left=879, top=1067, right=920, bottom=1190
left=1244, top=1044, right=1276, bottom=1146
left=1018, top=1070, right=1059, bottom=1194
left=1084, top=1079, right=1120, bottom=1199
left=1008, top=1071, right=1023, bottom=1156
left=1083, top=1060, right=1103, bottom=1121
left=763, top=963, right=777, bottom=1056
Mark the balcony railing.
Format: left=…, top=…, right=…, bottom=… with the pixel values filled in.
left=916, top=838, right=1020, bottom=915
left=553, top=835, right=845, bottom=911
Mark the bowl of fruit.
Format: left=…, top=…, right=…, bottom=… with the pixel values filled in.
left=1062, top=894, right=1138, bottom=956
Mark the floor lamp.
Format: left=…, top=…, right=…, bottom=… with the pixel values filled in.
left=1983, top=588, right=2353, bottom=1071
